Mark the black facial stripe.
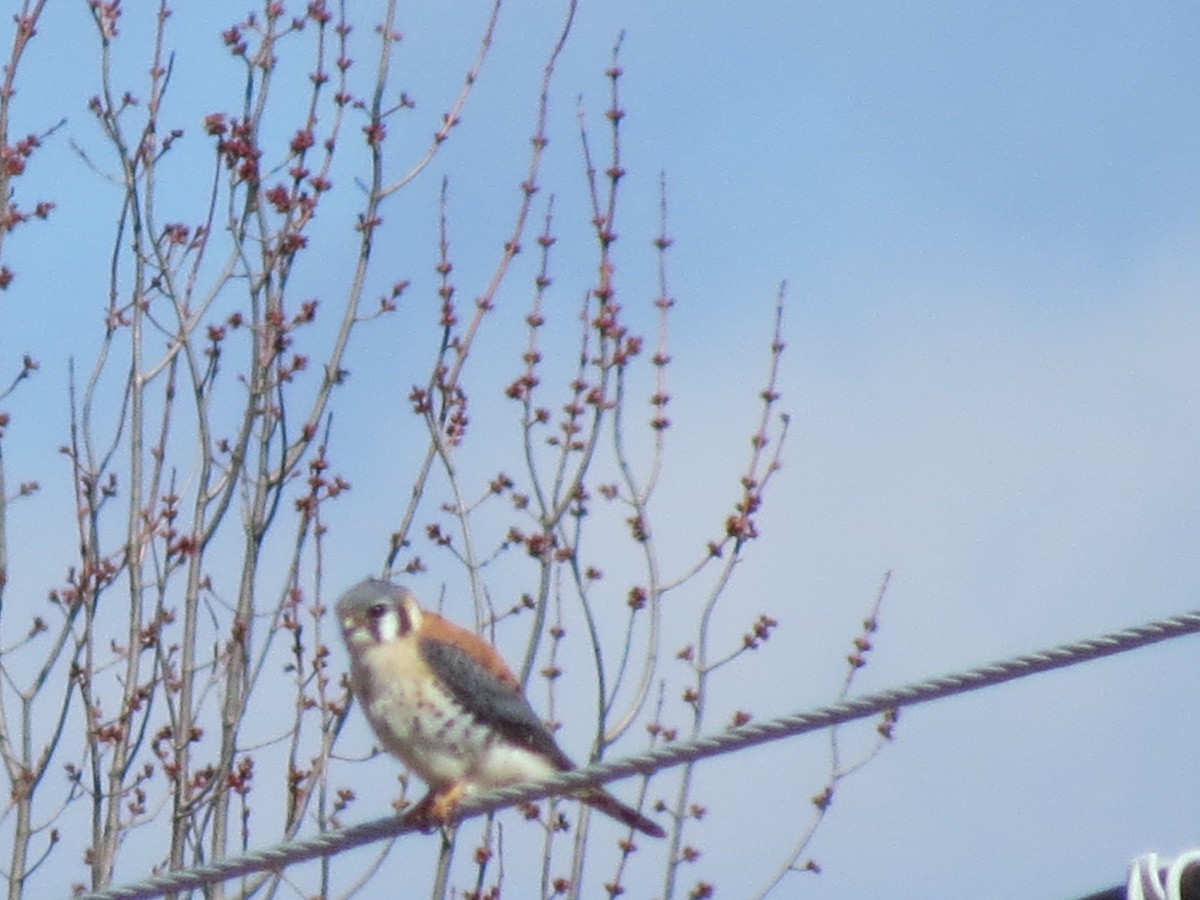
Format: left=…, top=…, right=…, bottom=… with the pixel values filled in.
left=365, top=602, right=390, bottom=643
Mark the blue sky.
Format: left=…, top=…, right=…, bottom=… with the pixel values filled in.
left=4, top=1, right=1200, bottom=898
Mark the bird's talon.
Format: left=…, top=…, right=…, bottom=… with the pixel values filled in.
left=401, top=793, right=442, bottom=833
left=429, top=783, right=465, bottom=825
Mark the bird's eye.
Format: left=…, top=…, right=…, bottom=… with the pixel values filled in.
left=367, top=602, right=388, bottom=620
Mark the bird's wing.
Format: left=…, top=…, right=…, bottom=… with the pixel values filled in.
left=419, top=634, right=574, bottom=770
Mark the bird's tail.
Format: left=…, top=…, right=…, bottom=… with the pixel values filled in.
left=578, top=788, right=665, bottom=838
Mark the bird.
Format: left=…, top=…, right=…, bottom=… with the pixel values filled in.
left=336, top=578, right=665, bottom=838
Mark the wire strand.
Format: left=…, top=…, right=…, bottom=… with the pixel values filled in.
left=80, top=607, right=1200, bottom=900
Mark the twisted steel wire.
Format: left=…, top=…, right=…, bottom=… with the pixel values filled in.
left=79, top=608, right=1200, bottom=900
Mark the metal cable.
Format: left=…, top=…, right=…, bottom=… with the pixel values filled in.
left=79, top=607, right=1200, bottom=900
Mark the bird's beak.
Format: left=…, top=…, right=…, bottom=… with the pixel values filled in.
left=340, top=610, right=374, bottom=647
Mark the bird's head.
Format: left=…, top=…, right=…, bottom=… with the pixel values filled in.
left=336, top=578, right=424, bottom=649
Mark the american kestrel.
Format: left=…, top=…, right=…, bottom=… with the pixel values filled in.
left=337, top=578, right=665, bottom=838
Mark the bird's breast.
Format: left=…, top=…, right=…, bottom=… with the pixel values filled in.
left=351, top=640, right=496, bottom=787
left=350, top=639, right=558, bottom=792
